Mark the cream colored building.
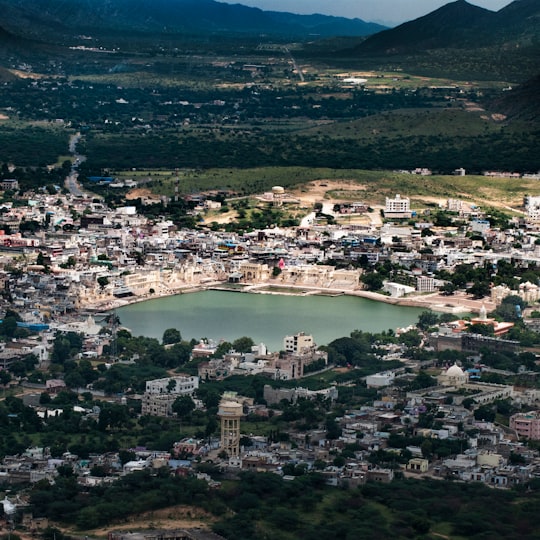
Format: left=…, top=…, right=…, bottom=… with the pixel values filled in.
left=283, top=332, right=314, bottom=355
left=218, top=400, right=244, bottom=459
left=406, top=458, right=429, bottom=473
left=438, top=363, right=469, bottom=387
left=238, top=262, right=271, bottom=283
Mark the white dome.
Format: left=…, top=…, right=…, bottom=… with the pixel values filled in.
left=446, top=364, right=465, bottom=377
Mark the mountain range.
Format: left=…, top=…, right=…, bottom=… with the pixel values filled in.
left=0, top=0, right=537, bottom=88
left=349, top=0, right=539, bottom=54
left=0, top=0, right=385, bottom=41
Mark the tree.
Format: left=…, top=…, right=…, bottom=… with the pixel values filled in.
left=325, top=417, right=342, bottom=440
left=118, top=449, right=136, bottom=465
left=467, top=323, right=494, bottom=336
left=51, top=332, right=83, bottom=364
left=474, top=405, right=496, bottom=422
left=0, top=370, right=11, bottom=386
left=493, top=295, right=526, bottom=321
left=362, top=272, right=383, bottom=291
left=417, top=311, right=439, bottom=330
left=212, top=341, right=232, bottom=358
left=197, top=388, right=221, bottom=410
left=440, top=282, right=457, bottom=295
left=232, top=336, right=255, bottom=353
left=466, top=281, right=490, bottom=299
left=39, top=391, right=51, bottom=404
left=398, top=329, right=422, bottom=347
left=162, top=328, right=182, bottom=345
left=97, top=276, right=109, bottom=289
left=408, top=371, right=437, bottom=390
left=36, top=252, right=46, bottom=266
left=421, top=439, right=433, bottom=458
left=172, top=395, right=195, bottom=418
left=0, top=316, right=18, bottom=338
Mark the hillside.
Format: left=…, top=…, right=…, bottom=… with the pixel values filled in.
left=0, top=0, right=385, bottom=40
left=492, top=74, right=540, bottom=122
left=0, top=22, right=56, bottom=61
left=343, top=0, right=540, bottom=55
left=327, top=0, right=540, bottom=82
left=352, top=0, right=495, bottom=54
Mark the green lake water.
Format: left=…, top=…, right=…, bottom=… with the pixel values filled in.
left=116, top=290, right=426, bottom=352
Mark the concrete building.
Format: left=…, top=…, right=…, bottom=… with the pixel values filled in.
left=141, top=394, right=178, bottom=417
left=366, top=372, right=396, bottom=388
left=406, top=458, right=429, bottom=473
left=510, top=411, right=540, bottom=440
left=384, top=194, right=411, bottom=219
left=145, top=376, right=198, bottom=395
left=141, top=376, right=199, bottom=417
left=524, top=195, right=540, bottom=219
left=283, top=332, right=314, bottom=355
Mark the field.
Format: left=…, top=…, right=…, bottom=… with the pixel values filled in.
left=117, top=168, right=535, bottom=215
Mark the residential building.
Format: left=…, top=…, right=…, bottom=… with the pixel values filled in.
left=384, top=194, right=411, bottom=218
left=283, top=332, right=314, bottom=355
left=145, top=376, right=198, bottom=395
left=510, top=411, right=540, bottom=440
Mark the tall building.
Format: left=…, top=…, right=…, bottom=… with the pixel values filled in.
left=141, top=375, right=199, bottom=417
left=218, top=399, right=243, bottom=458
left=384, top=194, right=411, bottom=218
left=283, top=332, right=314, bottom=355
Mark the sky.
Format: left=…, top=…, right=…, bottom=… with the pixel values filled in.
left=220, top=0, right=514, bottom=26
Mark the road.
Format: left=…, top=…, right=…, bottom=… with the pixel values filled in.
left=284, top=47, right=304, bottom=82
left=65, top=132, right=87, bottom=197
left=300, top=202, right=335, bottom=227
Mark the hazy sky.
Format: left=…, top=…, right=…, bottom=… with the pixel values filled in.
left=220, top=0, right=514, bottom=26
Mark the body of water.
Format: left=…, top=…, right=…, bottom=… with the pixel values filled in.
left=116, top=290, right=426, bottom=351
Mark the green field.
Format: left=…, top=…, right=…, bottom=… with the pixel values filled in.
left=112, top=166, right=535, bottom=210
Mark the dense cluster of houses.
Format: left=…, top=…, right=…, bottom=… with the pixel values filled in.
left=2, top=359, right=540, bottom=492
left=1, top=180, right=540, bottom=503
left=2, top=185, right=540, bottom=330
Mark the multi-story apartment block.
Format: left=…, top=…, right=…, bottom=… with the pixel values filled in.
left=384, top=194, right=411, bottom=218
left=145, top=375, right=199, bottom=395
left=283, top=332, right=314, bottom=355
left=510, top=411, right=540, bottom=440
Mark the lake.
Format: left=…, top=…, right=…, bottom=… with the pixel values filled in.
left=115, top=290, right=426, bottom=351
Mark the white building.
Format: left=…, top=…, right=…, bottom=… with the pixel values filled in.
left=366, top=372, right=396, bottom=388
left=383, top=281, right=415, bottom=298
left=438, top=364, right=469, bottom=387
left=384, top=194, right=411, bottom=218
left=524, top=195, right=540, bottom=219
left=145, top=375, right=199, bottom=395
left=416, top=275, right=435, bottom=293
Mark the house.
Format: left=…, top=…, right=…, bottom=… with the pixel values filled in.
left=510, top=411, right=540, bottom=440
left=406, top=458, right=429, bottom=473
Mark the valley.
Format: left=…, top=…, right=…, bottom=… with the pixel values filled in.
left=0, top=1, right=538, bottom=540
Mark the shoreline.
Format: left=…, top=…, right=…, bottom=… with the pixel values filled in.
left=85, top=280, right=490, bottom=316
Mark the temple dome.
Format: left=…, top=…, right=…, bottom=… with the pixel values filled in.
left=446, top=364, right=465, bottom=377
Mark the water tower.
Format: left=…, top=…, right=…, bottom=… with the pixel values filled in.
left=218, top=399, right=243, bottom=458
left=272, top=185, right=285, bottom=207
